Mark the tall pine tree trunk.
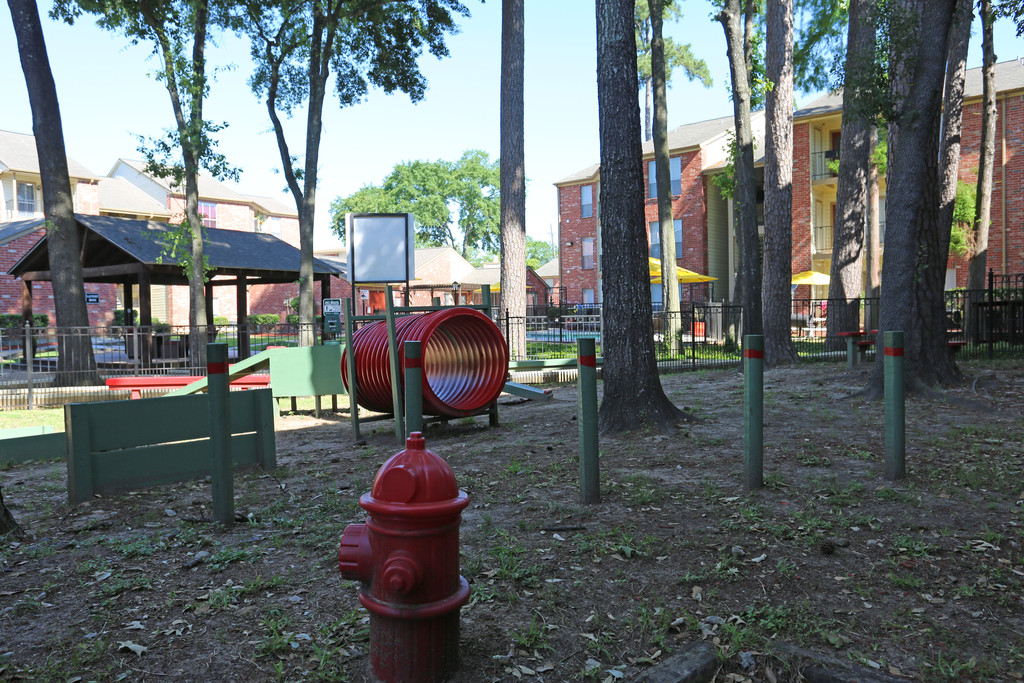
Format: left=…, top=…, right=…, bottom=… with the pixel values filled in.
left=596, top=0, right=685, bottom=434
left=865, top=0, right=956, bottom=398
left=762, top=0, right=798, bottom=366
left=828, top=0, right=873, bottom=349
left=865, top=125, right=881, bottom=333
left=9, top=0, right=98, bottom=386
left=967, top=0, right=996, bottom=334
left=913, top=0, right=971, bottom=386
left=649, top=0, right=680, bottom=351
left=718, top=0, right=762, bottom=338
left=500, top=0, right=527, bottom=360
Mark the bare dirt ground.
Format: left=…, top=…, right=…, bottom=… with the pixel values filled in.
left=2, top=359, right=1023, bottom=682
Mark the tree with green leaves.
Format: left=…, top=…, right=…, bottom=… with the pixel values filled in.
left=634, top=0, right=711, bottom=141
left=55, top=0, right=237, bottom=365
left=596, top=0, right=686, bottom=434
left=239, top=0, right=467, bottom=345
left=526, top=237, right=556, bottom=270
left=10, top=0, right=99, bottom=387
left=330, top=151, right=500, bottom=259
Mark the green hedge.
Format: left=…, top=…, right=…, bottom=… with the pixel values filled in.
left=286, top=314, right=324, bottom=325
left=248, top=314, right=281, bottom=326
left=0, top=313, right=49, bottom=330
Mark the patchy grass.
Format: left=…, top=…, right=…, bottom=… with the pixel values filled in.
left=1, top=361, right=1022, bottom=681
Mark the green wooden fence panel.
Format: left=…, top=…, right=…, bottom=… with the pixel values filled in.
left=66, top=389, right=274, bottom=504
left=0, top=431, right=65, bottom=465
left=69, top=392, right=262, bottom=453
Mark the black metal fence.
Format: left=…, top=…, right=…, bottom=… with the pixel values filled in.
left=3, top=276, right=1021, bottom=409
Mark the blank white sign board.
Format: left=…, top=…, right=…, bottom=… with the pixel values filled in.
left=346, top=213, right=416, bottom=283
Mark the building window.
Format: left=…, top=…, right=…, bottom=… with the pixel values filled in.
left=583, top=288, right=595, bottom=304
left=198, top=201, right=217, bottom=228
left=582, top=237, right=595, bottom=270
left=16, top=182, right=36, bottom=215
left=263, top=216, right=281, bottom=237
left=648, top=157, right=681, bottom=199
left=581, top=185, right=593, bottom=218
left=648, top=219, right=683, bottom=259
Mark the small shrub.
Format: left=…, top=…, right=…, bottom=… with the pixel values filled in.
left=247, top=314, right=281, bottom=328
left=0, top=313, right=48, bottom=330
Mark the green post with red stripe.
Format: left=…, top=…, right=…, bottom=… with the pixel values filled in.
left=884, top=331, right=905, bottom=480
left=743, top=335, right=764, bottom=490
left=403, top=340, right=423, bottom=437
left=577, top=337, right=600, bottom=504
left=207, top=342, right=234, bottom=526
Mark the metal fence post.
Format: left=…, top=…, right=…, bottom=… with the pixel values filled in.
left=884, top=331, right=905, bottom=481
left=743, top=335, right=764, bottom=490
left=25, top=322, right=34, bottom=410
left=207, top=342, right=234, bottom=525
left=577, top=337, right=600, bottom=504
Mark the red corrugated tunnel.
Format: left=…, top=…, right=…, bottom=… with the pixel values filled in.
left=341, top=308, right=509, bottom=418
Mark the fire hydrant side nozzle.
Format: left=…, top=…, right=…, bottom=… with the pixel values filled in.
left=338, top=432, right=469, bottom=683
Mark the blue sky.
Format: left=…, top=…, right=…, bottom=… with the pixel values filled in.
left=1, top=2, right=1019, bottom=252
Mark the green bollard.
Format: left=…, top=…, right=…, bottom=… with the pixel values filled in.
left=403, top=340, right=423, bottom=437
left=343, top=303, right=361, bottom=442
left=207, top=343, right=234, bottom=526
left=743, top=335, right=764, bottom=491
left=577, top=337, right=599, bottom=504
left=884, top=331, right=905, bottom=480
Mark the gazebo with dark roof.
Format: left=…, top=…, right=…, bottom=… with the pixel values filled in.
left=8, top=214, right=343, bottom=364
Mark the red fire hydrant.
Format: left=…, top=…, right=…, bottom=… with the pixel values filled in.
left=338, top=432, right=470, bottom=682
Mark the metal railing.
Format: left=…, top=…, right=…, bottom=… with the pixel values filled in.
left=4, top=281, right=1021, bottom=409
left=1, top=322, right=315, bottom=410
left=811, top=151, right=839, bottom=180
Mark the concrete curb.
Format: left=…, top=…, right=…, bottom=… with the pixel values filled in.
left=631, top=642, right=717, bottom=683
left=777, top=644, right=912, bottom=683
left=630, top=642, right=911, bottom=683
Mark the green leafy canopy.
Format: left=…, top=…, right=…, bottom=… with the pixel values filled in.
left=329, top=150, right=500, bottom=259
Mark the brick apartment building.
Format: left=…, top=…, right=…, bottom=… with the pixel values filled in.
left=0, top=131, right=305, bottom=327
left=555, top=59, right=1024, bottom=306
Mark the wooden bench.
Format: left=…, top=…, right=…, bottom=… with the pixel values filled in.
left=106, top=374, right=270, bottom=400
left=842, top=335, right=968, bottom=367
left=838, top=330, right=876, bottom=367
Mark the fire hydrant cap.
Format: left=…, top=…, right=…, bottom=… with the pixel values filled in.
left=370, top=432, right=460, bottom=504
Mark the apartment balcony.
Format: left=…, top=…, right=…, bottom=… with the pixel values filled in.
left=813, top=221, right=887, bottom=256
left=2, top=208, right=44, bottom=222
left=812, top=224, right=833, bottom=254
left=811, top=150, right=839, bottom=181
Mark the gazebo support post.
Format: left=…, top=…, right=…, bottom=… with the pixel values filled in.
left=236, top=277, right=250, bottom=360
left=139, top=269, right=153, bottom=368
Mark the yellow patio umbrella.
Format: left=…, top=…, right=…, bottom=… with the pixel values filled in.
left=791, top=270, right=830, bottom=286
left=648, top=257, right=717, bottom=284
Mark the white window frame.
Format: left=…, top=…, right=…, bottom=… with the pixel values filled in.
left=198, top=201, right=217, bottom=229
left=582, top=237, right=595, bottom=270
left=16, top=182, right=37, bottom=215
left=648, top=157, right=682, bottom=199
left=581, top=185, right=593, bottom=218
